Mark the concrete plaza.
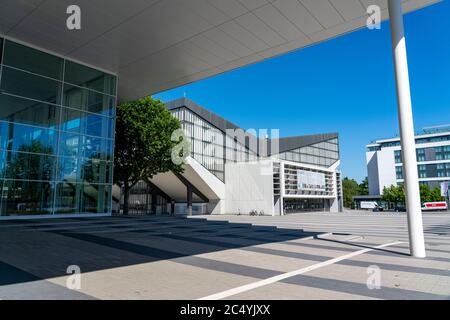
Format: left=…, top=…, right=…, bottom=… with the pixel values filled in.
left=0, top=211, right=449, bottom=299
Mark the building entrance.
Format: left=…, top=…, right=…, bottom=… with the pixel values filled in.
left=283, top=198, right=328, bottom=213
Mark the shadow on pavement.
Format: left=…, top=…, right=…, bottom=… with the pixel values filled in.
left=0, top=215, right=322, bottom=286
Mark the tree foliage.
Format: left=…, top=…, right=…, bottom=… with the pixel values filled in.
left=342, top=177, right=370, bottom=208
left=419, top=184, right=445, bottom=203
left=114, top=96, right=185, bottom=214
left=342, top=177, right=360, bottom=208
left=358, top=177, right=369, bottom=196
left=381, top=185, right=405, bottom=205
left=382, top=184, right=444, bottom=205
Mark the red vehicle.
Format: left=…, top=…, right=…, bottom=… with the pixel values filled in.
left=421, top=202, right=448, bottom=211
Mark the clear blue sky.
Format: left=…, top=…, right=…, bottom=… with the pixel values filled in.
left=155, top=1, right=450, bottom=182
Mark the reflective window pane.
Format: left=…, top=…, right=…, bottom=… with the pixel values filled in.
left=0, top=37, right=3, bottom=63
left=0, top=94, right=60, bottom=128
left=3, top=40, right=63, bottom=79
left=0, top=150, right=5, bottom=178
left=61, top=107, right=82, bottom=133
left=0, top=122, right=7, bottom=151
left=55, top=182, right=81, bottom=214
left=64, top=61, right=116, bottom=95
left=60, top=107, right=113, bottom=138
left=59, top=132, right=80, bottom=158
left=80, top=136, right=113, bottom=161
left=84, top=113, right=113, bottom=138
left=0, top=180, right=54, bottom=216
left=0, top=66, right=61, bottom=104
left=58, top=156, right=80, bottom=183
left=0, top=39, right=117, bottom=217
left=80, top=159, right=112, bottom=184
left=63, top=84, right=115, bottom=116
left=55, top=182, right=111, bottom=214
left=4, top=151, right=55, bottom=181
left=0, top=121, right=57, bottom=154
left=80, top=184, right=111, bottom=214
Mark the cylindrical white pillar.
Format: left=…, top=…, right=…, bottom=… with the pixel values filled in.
left=280, top=162, right=285, bottom=216
left=388, top=0, right=426, bottom=258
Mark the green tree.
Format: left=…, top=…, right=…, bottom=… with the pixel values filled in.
left=381, top=185, right=405, bottom=205
left=382, top=184, right=444, bottom=208
left=419, top=184, right=432, bottom=203
left=430, top=187, right=445, bottom=202
left=342, top=177, right=359, bottom=208
left=114, top=96, right=185, bottom=214
left=358, top=177, right=369, bottom=196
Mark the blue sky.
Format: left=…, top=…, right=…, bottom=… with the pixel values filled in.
left=155, top=1, right=450, bottom=182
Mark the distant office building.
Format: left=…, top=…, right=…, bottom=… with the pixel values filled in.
left=366, top=125, right=450, bottom=195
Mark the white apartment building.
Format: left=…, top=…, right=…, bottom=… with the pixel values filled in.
left=367, top=125, right=450, bottom=195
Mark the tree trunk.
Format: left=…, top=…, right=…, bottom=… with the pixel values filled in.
left=123, top=183, right=130, bottom=215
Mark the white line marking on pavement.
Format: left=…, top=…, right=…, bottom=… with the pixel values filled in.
left=198, top=240, right=403, bottom=300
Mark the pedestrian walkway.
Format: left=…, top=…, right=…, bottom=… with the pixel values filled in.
left=0, top=213, right=449, bottom=299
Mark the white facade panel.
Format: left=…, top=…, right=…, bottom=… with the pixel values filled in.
left=377, top=147, right=398, bottom=192
left=225, top=161, right=275, bottom=215
left=366, top=150, right=380, bottom=195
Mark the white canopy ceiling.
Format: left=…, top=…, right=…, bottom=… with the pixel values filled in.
left=0, top=0, right=440, bottom=101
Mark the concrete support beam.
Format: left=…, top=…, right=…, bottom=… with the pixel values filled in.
left=280, top=162, right=285, bottom=216
left=388, top=0, right=426, bottom=257
left=187, top=187, right=193, bottom=216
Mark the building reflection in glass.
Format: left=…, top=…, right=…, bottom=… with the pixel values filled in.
left=0, top=38, right=116, bottom=216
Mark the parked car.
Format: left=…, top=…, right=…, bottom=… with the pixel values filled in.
left=394, top=205, right=407, bottom=212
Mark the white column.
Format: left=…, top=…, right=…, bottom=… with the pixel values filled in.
left=187, top=186, right=193, bottom=216
left=388, top=0, right=426, bottom=258
left=280, top=162, right=285, bottom=216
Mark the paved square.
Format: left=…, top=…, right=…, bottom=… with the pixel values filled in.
left=0, top=211, right=449, bottom=299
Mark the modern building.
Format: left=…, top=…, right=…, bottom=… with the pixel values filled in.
left=0, top=0, right=440, bottom=226
left=366, top=125, right=450, bottom=195
left=0, top=37, right=116, bottom=218
left=139, top=98, right=342, bottom=215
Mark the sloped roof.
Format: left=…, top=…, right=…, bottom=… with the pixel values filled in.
left=271, top=133, right=338, bottom=154
left=166, top=97, right=241, bottom=133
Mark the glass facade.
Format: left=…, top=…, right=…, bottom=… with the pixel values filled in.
left=172, top=107, right=339, bottom=181
left=278, top=138, right=339, bottom=168
left=171, top=107, right=257, bottom=182
left=394, top=143, right=450, bottom=189
left=395, top=146, right=450, bottom=164
left=0, top=38, right=117, bottom=216
left=284, top=198, right=328, bottom=213
left=117, top=181, right=169, bottom=216
left=396, top=163, right=450, bottom=180
left=367, top=131, right=450, bottom=151
left=396, top=166, right=403, bottom=180
left=394, top=150, right=402, bottom=163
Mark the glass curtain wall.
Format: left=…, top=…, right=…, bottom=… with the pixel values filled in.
left=171, top=107, right=257, bottom=182
left=172, top=107, right=225, bottom=181
left=278, top=138, right=339, bottom=168
left=0, top=38, right=117, bottom=216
